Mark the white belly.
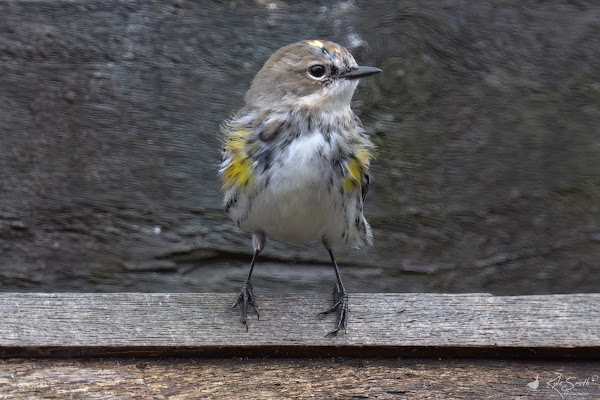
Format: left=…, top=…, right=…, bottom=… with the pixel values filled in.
left=239, top=131, right=347, bottom=244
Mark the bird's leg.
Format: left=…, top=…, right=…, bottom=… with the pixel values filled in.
left=317, top=248, right=349, bottom=335
left=231, top=250, right=260, bottom=331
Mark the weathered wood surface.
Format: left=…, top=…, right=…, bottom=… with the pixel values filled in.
left=1, top=0, right=600, bottom=295
left=0, top=293, right=598, bottom=358
left=1, top=358, right=599, bottom=399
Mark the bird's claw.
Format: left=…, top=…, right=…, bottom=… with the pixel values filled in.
left=231, top=279, right=259, bottom=331
left=317, top=283, right=348, bottom=335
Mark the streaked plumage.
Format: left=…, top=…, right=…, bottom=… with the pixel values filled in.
left=219, top=40, right=380, bottom=334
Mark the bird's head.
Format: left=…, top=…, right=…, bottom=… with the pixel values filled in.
left=245, top=40, right=381, bottom=115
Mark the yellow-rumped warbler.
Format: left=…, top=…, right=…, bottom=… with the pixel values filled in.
left=219, top=40, right=381, bottom=334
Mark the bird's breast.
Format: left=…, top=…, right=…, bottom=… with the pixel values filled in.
left=240, top=130, right=346, bottom=243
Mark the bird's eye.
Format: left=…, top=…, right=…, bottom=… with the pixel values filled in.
left=308, top=65, right=326, bottom=78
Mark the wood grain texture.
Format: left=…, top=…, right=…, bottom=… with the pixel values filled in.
left=0, top=293, right=598, bottom=358
left=1, top=0, right=600, bottom=295
left=0, top=358, right=599, bottom=399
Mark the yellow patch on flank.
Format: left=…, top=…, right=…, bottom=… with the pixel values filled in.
left=342, top=148, right=373, bottom=192
left=305, top=40, right=324, bottom=48
left=222, top=130, right=255, bottom=189
left=355, top=148, right=372, bottom=167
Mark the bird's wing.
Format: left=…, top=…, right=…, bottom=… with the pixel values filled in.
left=361, top=172, right=370, bottom=202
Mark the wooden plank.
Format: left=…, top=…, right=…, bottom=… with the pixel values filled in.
left=2, top=0, right=600, bottom=297
left=0, top=293, right=598, bottom=358
left=0, top=358, right=599, bottom=399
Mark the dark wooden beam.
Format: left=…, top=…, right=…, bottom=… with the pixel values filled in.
left=1, top=358, right=599, bottom=399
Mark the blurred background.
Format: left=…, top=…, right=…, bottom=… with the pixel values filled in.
left=1, top=0, right=599, bottom=295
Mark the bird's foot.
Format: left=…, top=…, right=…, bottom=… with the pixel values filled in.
left=231, top=279, right=259, bottom=331
left=317, top=283, right=348, bottom=335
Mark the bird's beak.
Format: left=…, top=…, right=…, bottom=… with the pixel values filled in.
left=339, top=66, right=382, bottom=80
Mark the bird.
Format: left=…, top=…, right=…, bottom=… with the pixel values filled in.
left=219, top=39, right=381, bottom=335
left=527, top=375, right=539, bottom=390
